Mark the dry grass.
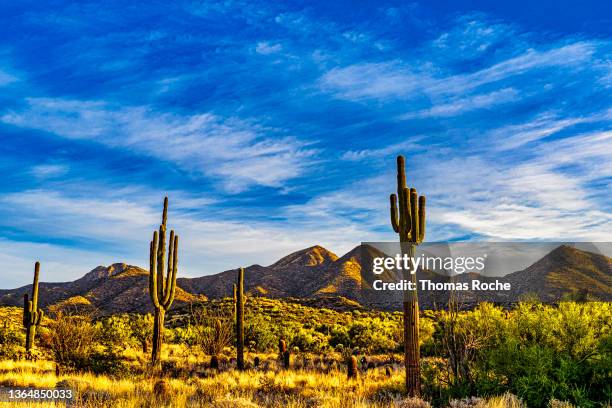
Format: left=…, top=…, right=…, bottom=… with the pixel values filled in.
left=0, top=358, right=404, bottom=407
left=0, top=359, right=568, bottom=408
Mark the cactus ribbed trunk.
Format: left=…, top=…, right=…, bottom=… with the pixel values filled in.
left=232, top=283, right=237, bottom=321
left=148, top=197, right=179, bottom=371
left=389, top=155, right=426, bottom=397
left=403, top=243, right=420, bottom=395
left=152, top=308, right=165, bottom=367
left=236, top=267, right=245, bottom=370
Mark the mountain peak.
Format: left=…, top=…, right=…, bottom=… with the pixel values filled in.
left=270, top=245, right=338, bottom=269
left=80, top=263, right=143, bottom=282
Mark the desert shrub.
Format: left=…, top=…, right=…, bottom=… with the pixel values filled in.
left=88, top=350, right=130, bottom=376
left=429, top=301, right=612, bottom=407
left=172, top=324, right=196, bottom=346
left=244, top=315, right=277, bottom=352
left=46, top=311, right=130, bottom=376
left=45, top=311, right=100, bottom=370
left=97, top=314, right=135, bottom=352
left=290, top=328, right=327, bottom=353
left=198, top=319, right=232, bottom=355
left=347, top=318, right=397, bottom=353
left=0, top=321, right=23, bottom=359
left=329, top=324, right=350, bottom=349
left=395, top=396, right=431, bottom=408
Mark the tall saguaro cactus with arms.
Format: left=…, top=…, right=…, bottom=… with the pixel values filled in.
left=149, top=197, right=179, bottom=369
left=389, top=155, right=426, bottom=396
left=23, top=262, right=44, bottom=352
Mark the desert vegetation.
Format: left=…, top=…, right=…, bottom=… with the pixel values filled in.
left=0, top=298, right=609, bottom=407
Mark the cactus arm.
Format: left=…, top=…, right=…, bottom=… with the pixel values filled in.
left=23, top=294, right=30, bottom=326
left=390, top=194, right=400, bottom=233
left=396, top=156, right=406, bottom=191
left=156, top=224, right=166, bottom=302
left=149, top=232, right=160, bottom=308
left=409, top=188, right=419, bottom=243
left=165, top=230, right=175, bottom=299
left=35, top=310, right=44, bottom=325
left=162, top=235, right=178, bottom=309
left=29, top=301, right=36, bottom=324
left=161, top=196, right=168, bottom=225
left=401, top=187, right=411, bottom=241
left=418, top=196, right=426, bottom=243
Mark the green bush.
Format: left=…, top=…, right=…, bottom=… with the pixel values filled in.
left=429, top=301, right=612, bottom=408
left=244, top=315, right=277, bottom=352
left=0, top=321, right=23, bottom=359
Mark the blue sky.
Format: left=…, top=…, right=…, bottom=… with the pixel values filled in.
left=1, top=1, right=611, bottom=287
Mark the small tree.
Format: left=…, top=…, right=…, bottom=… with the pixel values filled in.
left=129, top=313, right=154, bottom=353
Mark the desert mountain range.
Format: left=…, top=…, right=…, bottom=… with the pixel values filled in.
left=0, top=245, right=610, bottom=314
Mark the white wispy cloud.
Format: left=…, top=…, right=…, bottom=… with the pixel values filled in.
left=1, top=98, right=318, bottom=192
left=0, top=69, right=17, bottom=86
left=341, top=137, right=425, bottom=161
left=30, top=164, right=70, bottom=179
left=400, top=88, right=519, bottom=119
left=319, top=41, right=597, bottom=103
left=432, top=17, right=514, bottom=56
left=255, top=41, right=283, bottom=55
left=426, top=130, right=612, bottom=240
left=490, top=110, right=612, bottom=151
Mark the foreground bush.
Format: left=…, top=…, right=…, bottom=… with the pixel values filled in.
left=432, top=301, right=611, bottom=407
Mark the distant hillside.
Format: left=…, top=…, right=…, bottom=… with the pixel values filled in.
left=0, top=245, right=609, bottom=314
left=0, top=263, right=201, bottom=314
left=503, top=245, right=612, bottom=302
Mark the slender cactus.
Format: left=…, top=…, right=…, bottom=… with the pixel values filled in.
left=232, top=283, right=237, bottom=321
left=23, top=262, right=44, bottom=352
left=235, top=267, right=245, bottom=370
left=347, top=355, right=358, bottom=379
left=279, top=338, right=290, bottom=369
left=389, top=155, right=426, bottom=397
left=149, top=197, right=179, bottom=369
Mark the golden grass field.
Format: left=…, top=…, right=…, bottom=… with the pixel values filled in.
left=0, top=354, right=571, bottom=408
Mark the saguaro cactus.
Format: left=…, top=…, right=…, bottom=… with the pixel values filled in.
left=347, top=355, right=358, bottom=379
left=235, top=267, right=245, bottom=370
left=23, top=262, right=44, bottom=352
left=279, top=338, right=290, bottom=369
left=389, top=155, right=426, bottom=397
left=149, top=197, right=179, bottom=369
